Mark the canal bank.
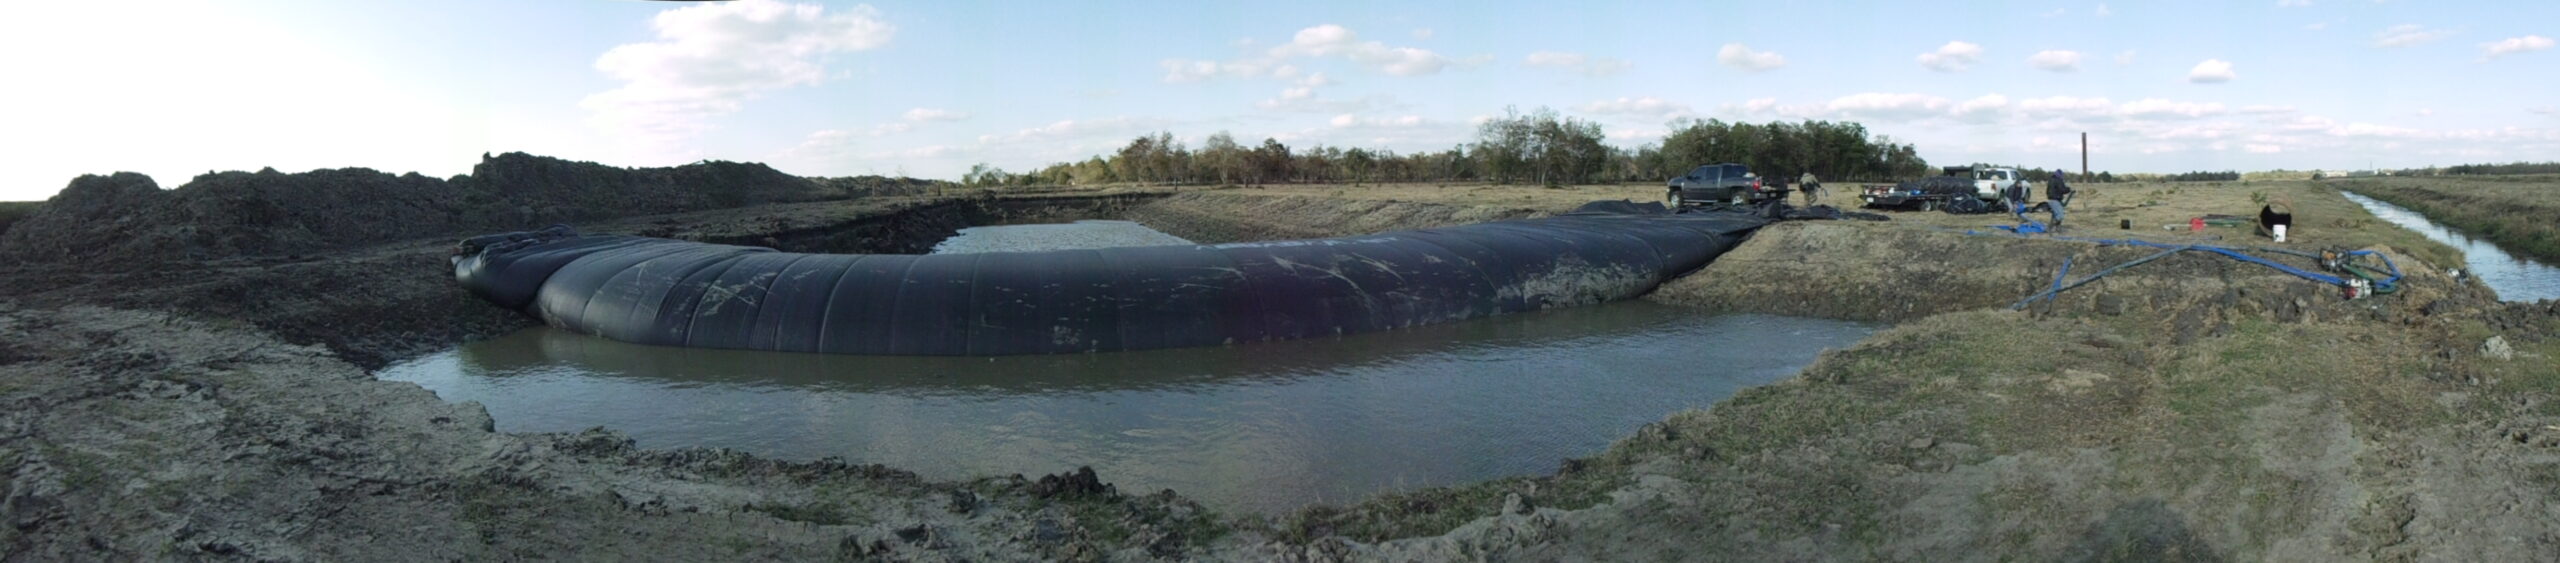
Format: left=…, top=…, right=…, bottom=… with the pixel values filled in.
left=2340, top=191, right=2560, bottom=302
left=8, top=177, right=2560, bottom=560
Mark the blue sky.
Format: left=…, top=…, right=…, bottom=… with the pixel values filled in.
left=2, top=0, right=2554, bottom=200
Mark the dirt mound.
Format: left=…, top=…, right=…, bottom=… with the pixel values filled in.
left=0, top=153, right=943, bottom=269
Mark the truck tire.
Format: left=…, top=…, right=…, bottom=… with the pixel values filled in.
left=1728, top=191, right=1747, bottom=206
left=1920, top=199, right=1938, bottom=212
left=1666, top=189, right=1683, bottom=208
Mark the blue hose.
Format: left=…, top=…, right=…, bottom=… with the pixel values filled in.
left=1963, top=230, right=2406, bottom=302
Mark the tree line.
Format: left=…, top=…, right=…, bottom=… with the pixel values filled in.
left=962, top=109, right=1934, bottom=187
left=2439, top=161, right=2560, bottom=176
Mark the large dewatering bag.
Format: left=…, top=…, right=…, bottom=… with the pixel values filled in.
left=452, top=202, right=1768, bottom=356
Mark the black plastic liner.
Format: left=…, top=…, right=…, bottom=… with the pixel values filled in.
left=452, top=203, right=1768, bottom=356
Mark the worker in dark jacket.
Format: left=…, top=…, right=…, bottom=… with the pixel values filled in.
left=2004, top=178, right=2031, bottom=222
left=2047, top=169, right=2074, bottom=226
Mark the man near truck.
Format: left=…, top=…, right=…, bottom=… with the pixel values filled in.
left=2047, top=169, right=2074, bottom=226
left=2003, top=177, right=2031, bottom=222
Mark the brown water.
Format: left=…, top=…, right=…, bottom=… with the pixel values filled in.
left=381, top=304, right=1872, bottom=514
left=386, top=219, right=1873, bottom=513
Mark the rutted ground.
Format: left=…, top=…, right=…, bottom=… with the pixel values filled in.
left=6, top=168, right=2560, bottom=560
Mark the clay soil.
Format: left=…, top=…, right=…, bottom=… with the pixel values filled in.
left=5, top=174, right=2559, bottom=560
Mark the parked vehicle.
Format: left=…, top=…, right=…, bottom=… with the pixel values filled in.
left=1861, top=166, right=2036, bottom=212
left=1666, top=163, right=1776, bottom=208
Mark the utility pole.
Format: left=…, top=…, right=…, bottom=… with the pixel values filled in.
left=2080, top=132, right=2089, bottom=178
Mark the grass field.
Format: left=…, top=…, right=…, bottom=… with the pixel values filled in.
left=1224, top=179, right=2466, bottom=273
left=2332, top=175, right=2560, bottom=263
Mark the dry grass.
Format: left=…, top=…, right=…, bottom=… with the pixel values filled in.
left=2333, top=175, right=2560, bottom=263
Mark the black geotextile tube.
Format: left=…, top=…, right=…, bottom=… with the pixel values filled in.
left=451, top=201, right=1769, bottom=356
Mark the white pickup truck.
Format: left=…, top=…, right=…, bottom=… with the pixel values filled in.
left=1970, top=167, right=2036, bottom=201
left=1861, top=166, right=2038, bottom=212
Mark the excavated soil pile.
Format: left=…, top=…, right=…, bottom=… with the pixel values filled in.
left=0, top=153, right=943, bottom=268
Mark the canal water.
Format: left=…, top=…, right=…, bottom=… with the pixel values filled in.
left=2340, top=192, right=2560, bottom=302
left=931, top=220, right=1193, bottom=254
left=383, top=221, right=1876, bottom=514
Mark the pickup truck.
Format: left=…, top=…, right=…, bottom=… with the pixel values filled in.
left=1665, top=163, right=1776, bottom=208
left=1861, top=166, right=2036, bottom=212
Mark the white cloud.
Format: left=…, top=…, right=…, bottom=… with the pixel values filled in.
left=1953, top=94, right=2010, bottom=122
left=2373, top=24, right=2454, bottom=48
left=902, top=108, right=969, bottom=122
left=2187, top=59, right=2236, bottom=83
left=1523, top=51, right=1631, bottom=77
left=2118, top=98, right=2226, bottom=119
left=1255, top=92, right=1388, bottom=114
left=2041, top=8, right=2067, bottom=17
left=1328, top=114, right=1426, bottom=129
left=1271, top=24, right=1454, bottom=76
left=2533, top=106, right=2558, bottom=116
left=2020, top=96, right=2116, bottom=117
left=2278, top=0, right=2312, bottom=6
left=976, top=116, right=1169, bottom=145
left=2028, top=50, right=2084, bottom=72
left=2096, top=3, right=2114, bottom=17
left=1161, top=24, right=1458, bottom=85
left=2482, top=35, right=2556, bottom=59
left=1717, top=43, right=1787, bottom=71
left=1917, top=41, right=1984, bottom=72
left=1825, top=92, right=1952, bottom=121
left=1577, top=96, right=1696, bottom=118
left=582, top=0, right=894, bottom=156
left=2239, top=104, right=2297, bottom=115
left=1411, top=28, right=1434, bottom=40
left=2304, top=22, right=2330, bottom=31
left=2116, top=50, right=2137, bottom=65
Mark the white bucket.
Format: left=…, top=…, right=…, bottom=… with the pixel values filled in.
left=2272, top=224, right=2288, bottom=243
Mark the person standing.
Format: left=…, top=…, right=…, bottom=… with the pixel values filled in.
left=1799, top=171, right=1821, bottom=206
left=2004, top=176, right=2031, bottom=222
left=2047, top=169, right=2074, bottom=226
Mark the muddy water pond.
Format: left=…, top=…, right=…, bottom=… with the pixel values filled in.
left=2341, top=192, right=2560, bottom=302
left=389, top=219, right=1875, bottom=513
left=386, top=306, right=1869, bottom=514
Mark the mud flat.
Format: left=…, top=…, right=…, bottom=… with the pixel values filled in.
left=7, top=169, right=2560, bottom=560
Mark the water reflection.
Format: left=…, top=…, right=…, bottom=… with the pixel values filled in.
left=931, top=220, right=1194, bottom=254
left=384, top=304, right=1874, bottom=514
left=2340, top=192, right=2560, bottom=302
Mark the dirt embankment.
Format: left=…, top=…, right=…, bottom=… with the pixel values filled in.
left=1246, top=215, right=2560, bottom=560
left=11, top=168, right=2560, bottom=560
left=0, top=181, right=1565, bottom=560
left=1123, top=191, right=1543, bottom=242
left=0, top=153, right=949, bottom=268
left=0, top=305, right=1225, bottom=560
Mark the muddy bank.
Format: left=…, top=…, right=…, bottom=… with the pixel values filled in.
left=12, top=173, right=2559, bottom=559
left=0, top=185, right=1606, bottom=560
left=1652, top=221, right=2489, bottom=326
left=0, top=305, right=1222, bottom=560
left=1256, top=222, right=2560, bottom=560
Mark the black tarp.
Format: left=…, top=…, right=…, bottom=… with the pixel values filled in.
left=452, top=203, right=1768, bottom=356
